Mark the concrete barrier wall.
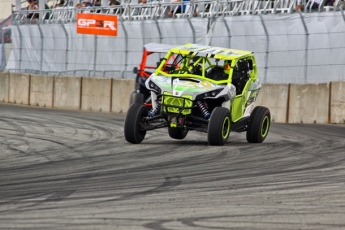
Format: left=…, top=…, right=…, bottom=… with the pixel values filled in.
left=330, top=81, right=345, bottom=124
left=1, top=73, right=344, bottom=124
left=288, top=83, right=330, bottom=124
left=0, top=72, right=9, bottom=103
left=9, top=73, right=30, bottom=105
left=81, top=78, right=112, bottom=112
left=30, top=75, right=54, bottom=107
left=53, top=76, right=81, bottom=110
left=112, top=79, right=135, bottom=113
left=255, top=84, right=289, bottom=123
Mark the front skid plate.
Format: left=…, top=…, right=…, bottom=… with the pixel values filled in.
left=141, top=115, right=250, bottom=132
left=141, top=114, right=209, bottom=132
left=142, top=115, right=249, bottom=132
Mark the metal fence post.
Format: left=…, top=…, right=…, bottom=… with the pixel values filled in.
left=298, top=11, right=309, bottom=83
left=120, top=19, right=128, bottom=79
left=154, top=19, right=164, bottom=60
left=16, top=25, right=23, bottom=73
left=154, top=18, right=162, bottom=44
left=37, top=24, right=44, bottom=75
left=222, top=16, right=231, bottom=48
left=93, top=35, right=98, bottom=76
left=60, top=22, right=69, bottom=75
left=259, top=15, right=269, bottom=84
left=340, top=7, right=345, bottom=21
left=186, top=18, right=196, bottom=43
left=1, top=27, right=4, bottom=69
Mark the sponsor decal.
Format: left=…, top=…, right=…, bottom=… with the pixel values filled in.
left=76, top=13, right=118, bottom=36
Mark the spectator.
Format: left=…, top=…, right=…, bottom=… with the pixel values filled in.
left=324, top=0, right=335, bottom=6
left=109, top=0, right=121, bottom=5
left=108, top=0, right=123, bottom=14
left=26, top=0, right=50, bottom=20
left=76, top=0, right=94, bottom=8
left=294, top=0, right=322, bottom=11
left=337, top=0, right=345, bottom=8
left=52, top=0, right=66, bottom=8
left=93, top=0, right=101, bottom=6
left=26, top=0, right=39, bottom=19
left=168, top=0, right=197, bottom=17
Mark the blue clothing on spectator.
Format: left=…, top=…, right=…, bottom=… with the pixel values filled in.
left=177, top=0, right=189, bottom=12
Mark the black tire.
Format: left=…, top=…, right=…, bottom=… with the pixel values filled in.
left=124, top=103, right=147, bottom=144
left=207, top=107, right=231, bottom=146
left=246, top=106, right=270, bottom=143
left=129, top=92, right=144, bottom=105
left=168, top=127, right=188, bottom=140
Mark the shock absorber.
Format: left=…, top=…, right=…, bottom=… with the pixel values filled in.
left=148, top=100, right=161, bottom=117
left=196, top=100, right=210, bottom=119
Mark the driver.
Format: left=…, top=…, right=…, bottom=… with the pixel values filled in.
left=223, top=62, right=231, bottom=75
left=207, top=61, right=231, bottom=80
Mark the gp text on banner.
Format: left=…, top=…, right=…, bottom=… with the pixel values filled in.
left=77, top=13, right=118, bottom=36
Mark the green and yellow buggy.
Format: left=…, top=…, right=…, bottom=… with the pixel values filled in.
left=124, top=43, right=270, bottom=146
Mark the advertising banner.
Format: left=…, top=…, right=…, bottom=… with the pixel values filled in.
left=76, top=13, right=118, bottom=36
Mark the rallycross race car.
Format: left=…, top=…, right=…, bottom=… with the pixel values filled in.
left=124, top=43, right=270, bottom=146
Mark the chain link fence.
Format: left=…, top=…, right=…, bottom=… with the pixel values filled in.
left=2, top=4, right=345, bottom=83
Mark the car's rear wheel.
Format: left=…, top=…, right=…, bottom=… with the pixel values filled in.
left=124, top=103, right=147, bottom=144
left=129, top=91, right=144, bottom=105
left=168, top=127, right=188, bottom=140
left=207, top=107, right=231, bottom=146
left=246, top=106, right=270, bottom=143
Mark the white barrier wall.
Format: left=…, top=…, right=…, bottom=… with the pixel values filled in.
left=255, top=84, right=289, bottom=123
left=53, top=76, right=81, bottom=110
left=0, top=74, right=344, bottom=124
left=330, top=81, right=345, bottom=124
left=30, top=74, right=54, bottom=107
left=288, top=83, right=330, bottom=124
left=81, top=78, right=112, bottom=112
left=0, top=72, right=9, bottom=103
left=112, top=79, right=135, bottom=113
left=9, top=73, right=30, bottom=105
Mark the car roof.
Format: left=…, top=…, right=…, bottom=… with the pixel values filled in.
left=170, top=43, right=253, bottom=60
left=144, top=43, right=177, bottom=53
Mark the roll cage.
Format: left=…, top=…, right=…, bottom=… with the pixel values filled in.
left=155, top=51, right=257, bottom=88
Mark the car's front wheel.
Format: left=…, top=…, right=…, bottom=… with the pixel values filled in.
left=129, top=91, right=144, bottom=105
left=246, top=106, right=270, bottom=143
left=207, top=107, right=231, bottom=146
left=168, top=127, right=188, bottom=140
left=124, top=103, right=147, bottom=144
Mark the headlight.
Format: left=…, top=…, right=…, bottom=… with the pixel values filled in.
left=148, top=80, right=161, bottom=94
left=195, top=88, right=223, bottom=100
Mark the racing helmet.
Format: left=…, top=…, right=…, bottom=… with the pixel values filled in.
left=223, top=60, right=231, bottom=74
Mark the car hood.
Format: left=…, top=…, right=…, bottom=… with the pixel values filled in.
left=149, top=74, right=225, bottom=97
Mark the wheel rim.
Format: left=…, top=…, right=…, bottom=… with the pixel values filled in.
left=222, top=117, right=230, bottom=139
left=261, top=116, right=270, bottom=137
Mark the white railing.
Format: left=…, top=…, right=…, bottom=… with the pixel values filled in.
left=12, top=0, right=342, bottom=24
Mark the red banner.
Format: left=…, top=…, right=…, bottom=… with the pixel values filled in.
left=76, top=13, right=118, bottom=36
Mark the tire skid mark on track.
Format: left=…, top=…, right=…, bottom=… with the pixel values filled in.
left=0, top=118, right=27, bottom=137
left=0, top=186, right=79, bottom=214
left=108, top=176, right=182, bottom=202
left=1, top=104, right=345, bottom=229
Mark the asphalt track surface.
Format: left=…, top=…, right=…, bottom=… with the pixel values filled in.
left=1, top=103, right=345, bottom=230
